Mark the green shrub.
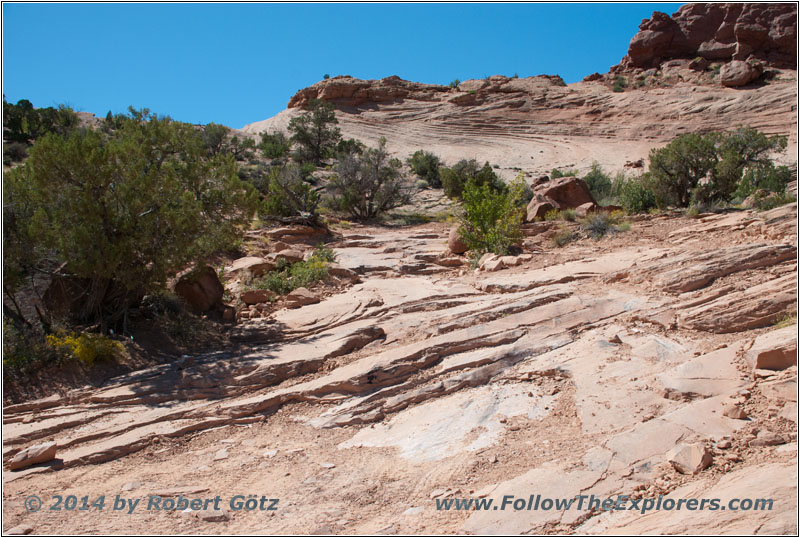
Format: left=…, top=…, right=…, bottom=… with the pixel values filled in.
left=457, top=173, right=526, bottom=256
left=261, top=164, right=320, bottom=220
left=3, top=141, right=28, bottom=165
left=3, top=108, right=258, bottom=327
left=252, top=246, right=333, bottom=295
left=441, top=159, right=506, bottom=199
left=582, top=162, right=613, bottom=201
left=415, top=179, right=430, bottom=190
left=202, top=122, right=230, bottom=156
left=3, top=97, right=79, bottom=144
left=613, top=76, right=627, bottom=92
left=326, top=137, right=409, bottom=220
left=259, top=130, right=291, bottom=159
left=544, top=209, right=561, bottom=221
left=614, top=176, right=657, bottom=213
left=646, top=127, right=788, bottom=208
left=754, top=192, right=797, bottom=211
left=408, top=150, right=442, bottom=188
left=550, top=168, right=579, bottom=179
left=335, top=138, right=365, bottom=157
left=449, top=79, right=461, bottom=89
left=3, top=321, right=57, bottom=374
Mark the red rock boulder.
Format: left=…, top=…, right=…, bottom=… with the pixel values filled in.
left=174, top=266, right=224, bottom=313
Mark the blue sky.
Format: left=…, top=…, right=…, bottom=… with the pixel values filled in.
left=2, top=2, right=684, bottom=129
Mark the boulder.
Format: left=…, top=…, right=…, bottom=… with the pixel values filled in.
left=745, top=326, right=797, bottom=371
left=267, top=249, right=305, bottom=264
left=7, top=441, right=58, bottom=471
left=720, top=60, right=762, bottom=87
left=749, top=431, right=786, bottom=447
left=483, top=258, right=506, bottom=272
left=224, top=257, right=274, bottom=278
left=327, top=264, right=361, bottom=282
left=536, top=176, right=596, bottom=209
left=723, top=403, right=748, bottom=420
left=576, top=202, right=599, bottom=217
left=666, top=442, right=712, bottom=475
left=240, top=289, right=275, bottom=306
left=448, top=227, right=468, bottom=254
left=285, top=287, right=320, bottom=309
left=174, top=266, right=224, bottom=313
left=526, top=195, right=558, bottom=222
left=526, top=177, right=596, bottom=222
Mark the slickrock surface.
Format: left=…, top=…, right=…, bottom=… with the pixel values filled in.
left=3, top=202, right=796, bottom=534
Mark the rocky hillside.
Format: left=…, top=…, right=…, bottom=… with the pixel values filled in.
left=3, top=3, right=797, bottom=535
left=4, top=204, right=797, bottom=534
left=243, top=4, right=796, bottom=180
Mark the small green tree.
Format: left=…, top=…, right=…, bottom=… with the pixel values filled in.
left=259, top=130, right=291, bottom=160
left=4, top=108, right=258, bottom=327
left=647, top=133, right=717, bottom=207
left=202, top=122, right=231, bottom=156
left=408, top=150, right=442, bottom=188
left=288, top=99, right=342, bottom=165
left=457, top=173, right=526, bottom=257
left=229, top=135, right=256, bottom=161
left=327, top=137, right=409, bottom=220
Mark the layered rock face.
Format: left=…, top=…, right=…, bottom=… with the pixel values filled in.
left=619, top=3, right=797, bottom=70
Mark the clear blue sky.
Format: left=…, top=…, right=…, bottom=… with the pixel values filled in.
left=3, top=2, right=684, bottom=129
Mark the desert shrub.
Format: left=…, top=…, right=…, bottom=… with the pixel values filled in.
left=449, top=79, right=461, bottom=89
left=45, top=331, right=124, bottom=366
left=326, top=137, right=409, bottom=220
left=457, top=173, right=526, bottom=257
left=259, top=130, right=291, bottom=159
left=3, top=321, right=57, bottom=374
left=578, top=212, right=628, bottom=240
left=229, top=135, right=256, bottom=161
left=202, top=122, right=230, bottom=156
left=3, top=107, right=258, bottom=328
left=552, top=228, right=575, bottom=247
left=550, top=168, right=579, bottom=179
left=415, top=179, right=430, bottom=190
left=647, top=133, right=717, bottom=207
left=253, top=247, right=333, bottom=295
left=3, top=97, right=79, bottom=144
left=647, top=127, right=788, bottom=208
left=323, top=74, right=331, bottom=80
left=544, top=209, right=561, bottom=221
left=560, top=209, right=578, bottom=222
left=288, top=99, right=342, bottom=164
left=753, top=192, right=797, bottom=211
left=260, top=164, right=320, bottom=220
left=3, top=141, right=28, bottom=165
left=441, top=159, right=505, bottom=199
left=613, top=76, right=627, bottom=92
left=614, top=176, right=657, bottom=213
left=735, top=163, right=792, bottom=198
left=335, top=138, right=365, bottom=157
left=582, top=162, right=613, bottom=201
left=408, top=150, right=442, bottom=188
